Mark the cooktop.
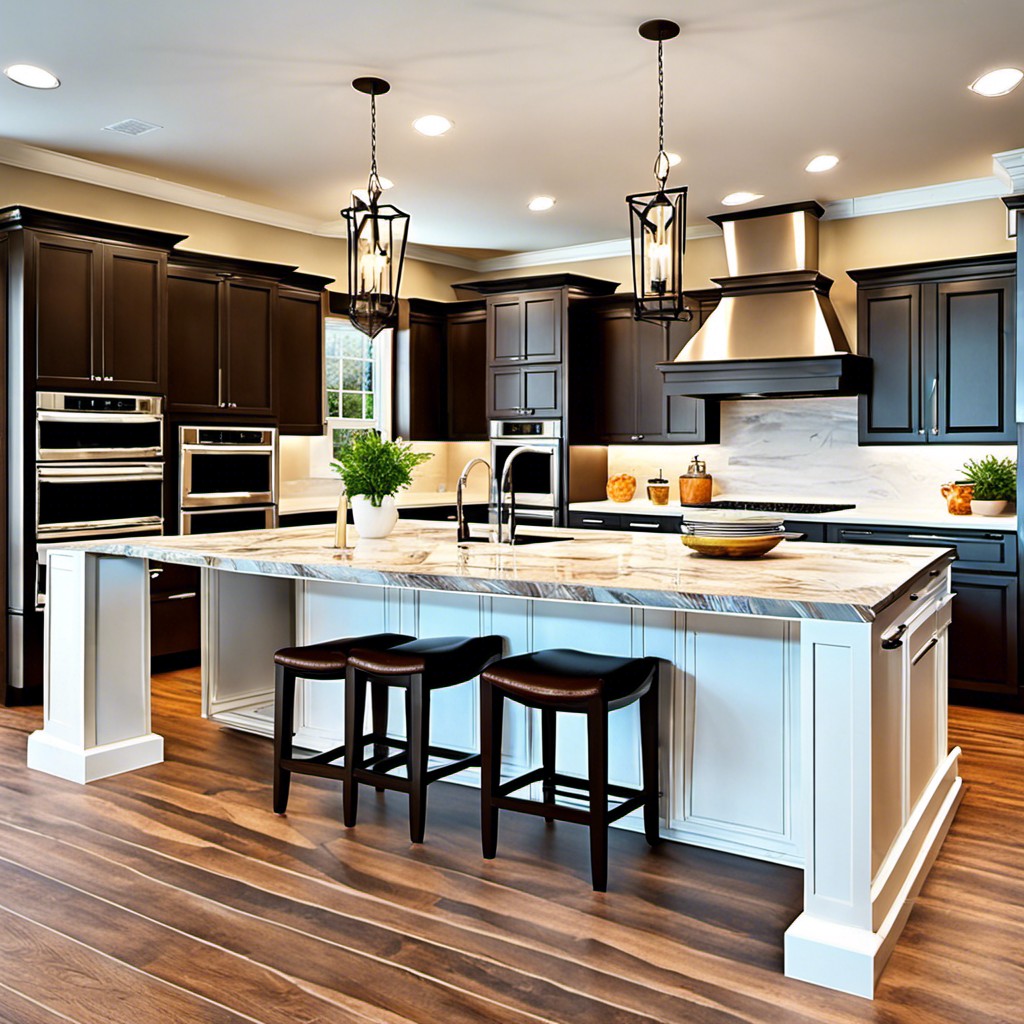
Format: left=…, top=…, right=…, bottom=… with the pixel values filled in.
left=689, top=500, right=857, bottom=515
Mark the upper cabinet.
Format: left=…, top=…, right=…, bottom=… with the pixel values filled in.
left=488, top=289, right=562, bottom=364
left=32, top=232, right=167, bottom=393
left=850, top=254, right=1016, bottom=445
left=276, top=285, right=326, bottom=436
left=568, top=293, right=720, bottom=445
left=446, top=305, right=488, bottom=441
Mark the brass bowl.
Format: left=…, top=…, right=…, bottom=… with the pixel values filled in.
left=681, top=533, right=785, bottom=559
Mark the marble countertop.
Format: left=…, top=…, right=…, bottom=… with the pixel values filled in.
left=569, top=496, right=1017, bottom=532
left=279, top=492, right=488, bottom=515
left=67, top=521, right=950, bottom=624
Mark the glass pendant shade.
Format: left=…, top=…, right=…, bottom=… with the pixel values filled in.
left=628, top=184, right=689, bottom=323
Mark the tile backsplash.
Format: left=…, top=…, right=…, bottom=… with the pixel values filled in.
left=607, top=397, right=1016, bottom=507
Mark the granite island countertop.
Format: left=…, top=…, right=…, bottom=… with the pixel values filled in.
left=66, top=521, right=952, bottom=624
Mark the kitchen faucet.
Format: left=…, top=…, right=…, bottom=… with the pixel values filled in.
left=455, top=457, right=491, bottom=543
left=497, top=446, right=551, bottom=545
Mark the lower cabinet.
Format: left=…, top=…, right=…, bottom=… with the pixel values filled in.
left=150, top=562, right=200, bottom=666
left=947, top=571, right=1018, bottom=699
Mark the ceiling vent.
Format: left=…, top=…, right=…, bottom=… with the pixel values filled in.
left=103, top=118, right=162, bottom=136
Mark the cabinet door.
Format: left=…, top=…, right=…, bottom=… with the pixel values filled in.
left=276, top=288, right=324, bottom=435
left=948, top=571, right=1018, bottom=697
left=33, top=233, right=103, bottom=387
left=447, top=309, right=487, bottom=440
left=225, top=279, right=274, bottom=415
left=857, top=284, right=923, bottom=444
left=488, top=366, right=523, bottom=417
left=650, top=316, right=720, bottom=444
left=633, top=319, right=667, bottom=441
left=522, top=290, right=561, bottom=362
left=935, top=277, right=1015, bottom=443
left=394, top=306, right=446, bottom=440
left=522, top=364, right=561, bottom=417
left=589, top=306, right=637, bottom=441
left=103, top=244, right=166, bottom=392
left=167, top=269, right=223, bottom=413
left=488, top=296, right=522, bottom=361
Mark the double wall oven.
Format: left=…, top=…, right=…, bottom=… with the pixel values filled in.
left=35, top=392, right=166, bottom=605
left=179, top=426, right=278, bottom=535
left=489, top=419, right=562, bottom=525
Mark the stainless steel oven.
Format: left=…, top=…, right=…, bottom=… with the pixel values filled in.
left=36, top=462, right=164, bottom=540
left=180, top=426, right=277, bottom=508
left=37, top=391, right=163, bottom=461
left=180, top=505, right=278, bottom=536
left=489, top=419, right=562, bottom=511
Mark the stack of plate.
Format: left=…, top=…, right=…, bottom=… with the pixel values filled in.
left=680, top=509, right=787, bottom=559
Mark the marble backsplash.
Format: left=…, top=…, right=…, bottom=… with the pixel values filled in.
left=607, top=397, right=1017, bottom=507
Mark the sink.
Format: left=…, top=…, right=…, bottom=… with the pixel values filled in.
left=457, top=533, right=571, bottom=547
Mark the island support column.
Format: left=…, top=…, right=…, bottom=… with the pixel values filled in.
left=27, top=549, right=163, bottom=783
left=785, top=603, right=962, bottom=998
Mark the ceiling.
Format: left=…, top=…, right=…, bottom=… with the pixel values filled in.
left=1, top=0, right=1022, bottom=253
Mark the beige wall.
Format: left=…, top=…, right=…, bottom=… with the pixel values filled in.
left=0, top=164, right=467, bottom=301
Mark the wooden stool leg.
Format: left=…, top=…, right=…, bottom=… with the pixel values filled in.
left=370, top=681, right=389, bottom=791
left=541, top=708, right=557, bottom=823
left=342, top=666, right=367, bottom=828
left=480, top=681, right=504, bottom=859
left=587, top=696, right=609, bottom=892
left=272, top=663, right=295, bottom=814
left=407, top=674, right=431, bottom=844
left=640, top=668, right=662, bottom=847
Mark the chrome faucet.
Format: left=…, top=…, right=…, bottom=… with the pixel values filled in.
left=456, top=457, right=491, bottom=543
left=497, top=446, right=551, bottom=545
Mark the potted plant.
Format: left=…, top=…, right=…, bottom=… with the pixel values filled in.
left=960, top=455, right=1016, bottom=516
left=332, top=431, right=432, bottom=538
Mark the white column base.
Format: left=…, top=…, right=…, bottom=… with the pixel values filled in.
left=27, top=729, right=164, bottom=784
left=784, top=773, right=963, bottom=998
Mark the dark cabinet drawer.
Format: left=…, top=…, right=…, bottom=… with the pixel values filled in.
left=826, top=523, right=1015, bottom=573
left=948, top=570, right=1019, bottom=697
left=619, top=514, right=679, bottom=534
left=568, top=511, right=622, bottom=529
left=782, top=520, right=827, bottom=542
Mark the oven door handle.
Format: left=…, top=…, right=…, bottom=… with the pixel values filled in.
left=37, top=411, right=163, bottom=424
left=181, top=445, right=275, bottom=455
left=39, top=471, right=164, bottom=484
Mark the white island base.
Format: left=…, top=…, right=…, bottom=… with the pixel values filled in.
left=28, top=527, right=962, bottom=999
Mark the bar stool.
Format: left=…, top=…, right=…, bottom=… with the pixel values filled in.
left=480, top=649, right=660, bottom=892
left=343, top=635, right=504, bottom=843
left=272, top=632, right=414, bottom=814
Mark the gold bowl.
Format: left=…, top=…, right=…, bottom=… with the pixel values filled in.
left=681, top=533, right=785, bottom=559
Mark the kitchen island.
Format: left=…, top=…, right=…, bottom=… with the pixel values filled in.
left=28, top=522, right=961, bottom=999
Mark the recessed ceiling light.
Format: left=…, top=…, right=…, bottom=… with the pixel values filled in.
left=666, top=152, right=682, bottom=166
left=413, top=114, right=452, bottom=137
left=721, top=192, right=764, bottom=206
left=528, top=195, right=556, bottom=212
left=805, top=154, right=839, bottom=173
left=4, top=63, right=60, bottom=89
left=969, top=67, right=1023, bottom=96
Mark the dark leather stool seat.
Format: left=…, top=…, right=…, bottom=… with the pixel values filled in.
left=343, top=634, right=504, bottom=843
left=272, top=632, right=414, bottom=814
left=480, top=649, right=660, bottom=892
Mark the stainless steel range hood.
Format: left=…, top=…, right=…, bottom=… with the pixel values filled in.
left=658, top=201, right=871, bottom=399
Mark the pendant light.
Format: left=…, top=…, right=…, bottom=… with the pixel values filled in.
left=627, top=20, right=691, bottom=324
left=341, top=77, right=409, bottom=339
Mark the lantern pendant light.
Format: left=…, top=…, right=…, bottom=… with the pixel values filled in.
left=627, top=20, right=691, bottom=324
left=341, top=77, right=410, bottom=339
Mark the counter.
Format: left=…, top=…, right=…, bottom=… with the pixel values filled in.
left=28, top=521, right=962, bottom=1000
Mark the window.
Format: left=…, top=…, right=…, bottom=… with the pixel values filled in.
left=311, top=317, right=392, bottom=473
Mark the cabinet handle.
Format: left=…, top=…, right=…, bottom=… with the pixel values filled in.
left=104, top=376, right=113, bottom=381
left=524, top=408, right=534, bottom=415
left=881, top=623, right=907, bottom=650
left=912, top=635, right=939, bottom=666
left=839, top=530, right=877, bottom=539
left=167, top=592, right=198, bottom=601
left=930, top=377, right=938, bottom=435
left=581, top=518, right=605, bottom=525
left=627, top=521, right=662, bottom=529
left=218, top=367, right=224, bottom=408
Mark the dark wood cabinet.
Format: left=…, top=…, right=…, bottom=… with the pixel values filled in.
left=487, top=289, right=562, bottom=364
left=276, top=287, right=324, bottom=435
left=150, top=562, right=200, bottom=666
left=850, top=255, right=1015, bottom=445
left=33, top=233, right=166, bottom=392
left=948, top=571, right=1018, bottom=699
left=569, top=296, right=719, bottom=444
left=167, top=266, right=274, bottom=417
left=488, top=363, right=562, bottom=418
left=446, top=306, right=487, bottom=440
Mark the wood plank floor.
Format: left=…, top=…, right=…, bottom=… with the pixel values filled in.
left=0, top=670, right=1021, bottom=1023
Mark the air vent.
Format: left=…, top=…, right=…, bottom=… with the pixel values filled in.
left=103, top=118, right=162, bottom=136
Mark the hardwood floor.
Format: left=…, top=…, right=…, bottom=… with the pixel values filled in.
left=0, top=670, right=1021, bottom=1023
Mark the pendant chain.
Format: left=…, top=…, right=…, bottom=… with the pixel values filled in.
left=369, top=92, right=379, bottom=181
left=657, top=38, right=664, bottom=156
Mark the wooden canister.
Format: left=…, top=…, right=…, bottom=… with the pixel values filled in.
left=679, top=455, right=713, bottom=506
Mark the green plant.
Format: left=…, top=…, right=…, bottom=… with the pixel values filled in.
left=331, top=431, right=432, bottom=506
left=960, top=455, right=1017, bottom=501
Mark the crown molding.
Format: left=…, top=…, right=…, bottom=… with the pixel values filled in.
left=0, top=136, right=1018, bottom=274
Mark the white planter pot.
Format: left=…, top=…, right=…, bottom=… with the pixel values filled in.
left=970, top=498, right=1009, bottom=517
left=351, top=494, right=399, bottom=539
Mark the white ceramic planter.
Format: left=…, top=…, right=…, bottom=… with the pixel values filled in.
left=970, top=498, right=1009, bottom=517
left=351, top=494, right=399, bottom=538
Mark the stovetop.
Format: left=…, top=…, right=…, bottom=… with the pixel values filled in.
left=689, top=500, right=857, bottom=515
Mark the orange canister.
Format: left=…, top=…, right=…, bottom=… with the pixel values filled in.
left=647, top=470, right=670, bottom=506
left=679, top=455, right=713, bottom=506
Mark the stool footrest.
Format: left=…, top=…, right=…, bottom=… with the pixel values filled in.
left=491, top=794, right=593, bottom=826
left=496, top=768, right=647, bottom=822
left=352, top=746, right=480, bottom=794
